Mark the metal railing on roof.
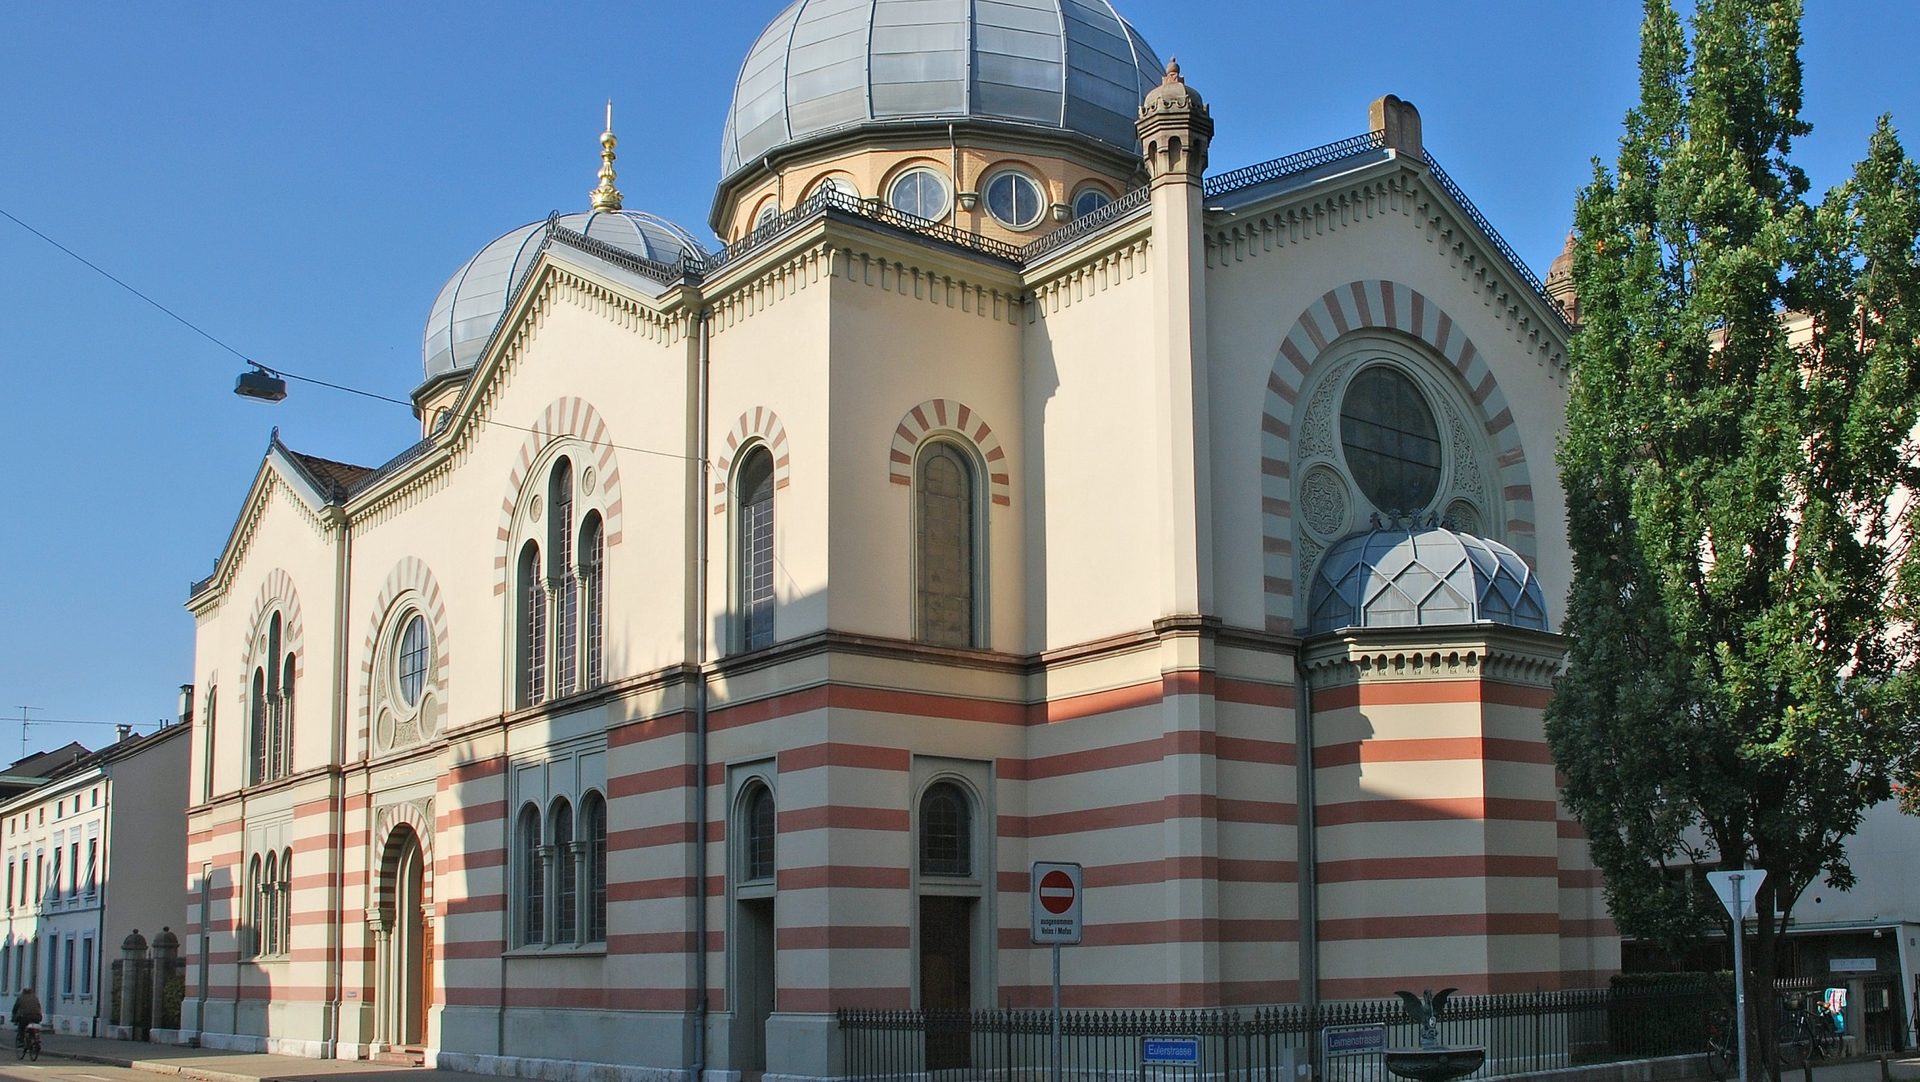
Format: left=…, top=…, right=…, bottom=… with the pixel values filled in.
left=1421, top=152, right=1568, bottom=328
left=1019, top=184, right=1152, bottom=262
left=1202, top=130, right=1387, bottom=199
left=547, top=219, right=708, bottom=284
left=706, top=188, right=1025, bottom=274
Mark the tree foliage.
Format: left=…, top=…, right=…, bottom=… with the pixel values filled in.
left=1547, top=0, right=1920, bottom=1037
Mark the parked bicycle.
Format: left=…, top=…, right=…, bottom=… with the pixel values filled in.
left=1705, top=1009, right=1736, bottom=1081
left=15, top=1021, right=40, bottom=1062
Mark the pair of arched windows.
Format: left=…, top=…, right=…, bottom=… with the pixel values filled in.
left=514, top=792, right=607, bottom=947
left=728, top=438, right=984, bottom=653
left=246, top=849, right=291, bottom=958
left=249, top=613, right=294, bottom=785
left=517, top=457, right=607, bottom=708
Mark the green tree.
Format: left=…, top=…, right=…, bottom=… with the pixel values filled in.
left=1547, top=0, right=1920, bottom=1069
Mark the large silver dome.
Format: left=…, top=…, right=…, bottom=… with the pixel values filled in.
left=1307, top=526, right=1549, bottom=636
left=721, top=0, right=1164, bottom=178
left=422, top=210, right=704, bottom=383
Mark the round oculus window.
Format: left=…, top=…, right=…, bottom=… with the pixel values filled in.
left=1072, top=187, right=1112, bottom=218
left=396, top=613, right=430, bottom=708
left=1339, top=366, right=1442, bottom=513
left=985, top=170, right=1045, bottom=229
left=888, top=169, right=949, bottom=220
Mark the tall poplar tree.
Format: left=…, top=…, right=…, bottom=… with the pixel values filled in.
left=1547, top=0, right=1920, bottom=1063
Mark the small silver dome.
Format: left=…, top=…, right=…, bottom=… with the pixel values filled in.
left=422, top=210, right=704, bottom=384
left=1308, top=526, right=1548, bottom=636
left=720, top=0, right=1164, bottom=178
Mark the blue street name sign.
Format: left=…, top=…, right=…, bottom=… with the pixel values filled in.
left=1142, top=1037, right=1201, bottom=1066
left=1323, top=1024, right=1387, bottom=1057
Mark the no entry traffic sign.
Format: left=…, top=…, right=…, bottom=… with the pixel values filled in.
left=1030, top=861, right=1083, bottom=943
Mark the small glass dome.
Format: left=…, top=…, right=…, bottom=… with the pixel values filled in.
left=422, top=209, right=705, bottom=385
left=1307, top=525, right=1547, bottom=636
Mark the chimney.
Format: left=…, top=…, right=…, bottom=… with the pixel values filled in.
left=114, top=724, right=133, bottom=743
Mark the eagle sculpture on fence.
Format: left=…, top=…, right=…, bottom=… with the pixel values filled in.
left=1395, top=988, right=1458, bottom=1050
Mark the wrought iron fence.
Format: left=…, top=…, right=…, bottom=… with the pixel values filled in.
left=839, top=981, right=1719, bottom=1082
left=1021, top=186, right=1153, bottom=263
left=1202, top=131, right=1388, bottom=199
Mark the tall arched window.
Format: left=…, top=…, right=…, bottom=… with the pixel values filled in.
left=517, top=803, right=543, bottom=946
left=737, top=448, right=776, bottom=651
left=248, top=611, right=295, bottom=785
left=916, top=443, right=978, bottom=647
left=551, top=797, right=576, bottom=944
left=550, top=459, right=579, bottom=697
left=247, top=855, right=263, bottom=958
left=261, top=852, right=278, bottom=956
left=202, top=687, right=217, bottom=802
left=580, top=512, right=605, bottom=689
left=517, top=542, right=546, bottom=707
left=266, top=614, right=285, bottom=779
left=582, top=791, right=607, bottom=942
left=249, top=671, right=267, bottom=785
left=279, top=653, right=295, bottom=777
left=277, top=848, right=292, bottom=956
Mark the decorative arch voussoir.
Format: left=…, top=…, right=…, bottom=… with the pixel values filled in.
left=711, top=407, right=792, bottom=514
left=492, top=397, right=624, bottom=596
left=1259, top=280, right=1537, bottom=633
left=245, top=569, right=306, bottom=679
left=356, top=557, right=450, bottom=752
left=888, top=398, right=1011, bottom=507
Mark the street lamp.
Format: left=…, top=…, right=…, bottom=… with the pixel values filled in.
left=234, top=363, right=287, bottom=402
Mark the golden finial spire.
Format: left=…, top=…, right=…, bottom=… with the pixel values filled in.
left=590, top=100, right=623, bottom=212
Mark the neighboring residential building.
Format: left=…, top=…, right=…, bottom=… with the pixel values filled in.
left=0, top=724, right=190, bottom=1036
left=178, top=2, right=1604, bottom=1076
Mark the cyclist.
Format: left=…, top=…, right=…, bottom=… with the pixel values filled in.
left=9, top=986, right=40, bottom=1050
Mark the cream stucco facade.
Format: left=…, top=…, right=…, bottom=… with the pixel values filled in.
left=178, top=10, right=1613, bottom=1077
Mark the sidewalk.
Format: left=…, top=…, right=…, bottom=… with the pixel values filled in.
left=34, top=1032, right=1920, bottom=1082
left=38, top=1032, right=514, bottom=1082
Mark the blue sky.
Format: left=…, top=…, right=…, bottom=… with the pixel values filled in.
left=1, top=1, right=1915, bottom=757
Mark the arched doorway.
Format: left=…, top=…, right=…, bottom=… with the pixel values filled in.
left=377, top=824, right=430, bottom=1049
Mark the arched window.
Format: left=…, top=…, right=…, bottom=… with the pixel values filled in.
left=266, top=614, right=284, bottom=779
left=742, top=784, right=775, bottom=884
left=262, top=852, right=278, bottom=956
left=550, top=459, right=579, bottom=698
left=517, top=542, right=546, bottom=707
left=551, top=797, right=576, bottom=944
left=916, top=442, right=978, bottom=647
left=517, top=803, right=543, bottom=946
left=582, top=791, right=607, bottom=942
left=249, top=670, right=267, bottom=786
left=201, top=686, right=217, bottom=802
left=737, top=448, right=776, bottom=651
left=279, top=653, right=295, bottom=777
left=278, top=848, right=292, bottom=956
left=919, top=782, right=973, bottom=877
left=247, top=855, right=263, bottom=958
left=580, top=512, right=605, bottom=689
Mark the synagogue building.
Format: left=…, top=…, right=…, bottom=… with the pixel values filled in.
left=180, top=1, right=1610, bottom=1075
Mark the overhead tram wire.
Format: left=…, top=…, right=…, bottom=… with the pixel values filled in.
left=0, top=205, right=710, bottom=468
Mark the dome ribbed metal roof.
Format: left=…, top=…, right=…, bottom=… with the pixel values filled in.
left=1307, top=526, right=1549, bottom=636
left=422, top=209, right=704, bottom=384
left=720, top=0, right=1164, bottom=178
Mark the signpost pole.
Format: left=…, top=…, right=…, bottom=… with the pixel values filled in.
left=1733, top=875, right=1750, bottom=1082
left=1052, top=940, right=1067, bottom=1082
left=1708, top=869, right=1766, bottom=1082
